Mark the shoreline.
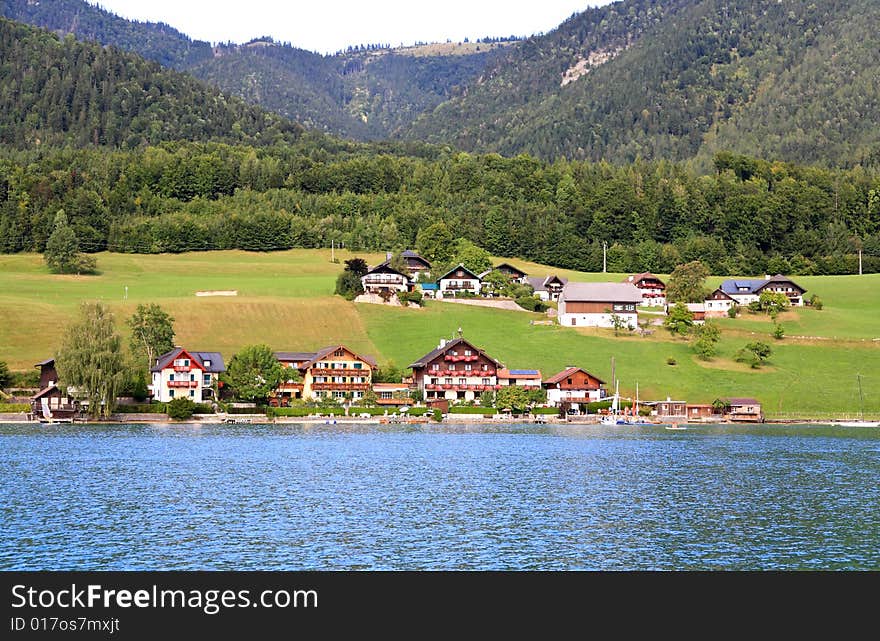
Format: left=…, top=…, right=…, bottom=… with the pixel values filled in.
left=1, top=412, right=876, bottom=427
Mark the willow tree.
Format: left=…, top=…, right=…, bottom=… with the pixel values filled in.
left=56, top=302, right=125, bottom=419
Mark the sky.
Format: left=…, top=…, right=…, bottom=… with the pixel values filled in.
left=88, top=1, right=611, bottom=54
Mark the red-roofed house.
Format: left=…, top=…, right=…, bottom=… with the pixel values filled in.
left=409, top=337, right=504, bottom=402
left=543, top=367, right=606, bottom=410
left=624, top=272, right=666, bottom=307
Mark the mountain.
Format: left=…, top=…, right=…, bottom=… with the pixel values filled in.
left=0, top=0, right=510, bottom=140
left=402, top=0, right=880, bottom=167
left=0, top=18, right=302, bottom=148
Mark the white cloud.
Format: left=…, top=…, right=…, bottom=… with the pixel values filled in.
left=88, top=1, right=609, bottom=54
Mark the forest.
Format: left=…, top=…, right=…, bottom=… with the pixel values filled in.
left=2, top=141, right=878, bottom=275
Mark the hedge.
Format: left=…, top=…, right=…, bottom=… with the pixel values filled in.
left=0, top=403, right=29, bottom=412
left=115, top=403, right=214, bottom=414
left=267, top=406, right=430, bottom=418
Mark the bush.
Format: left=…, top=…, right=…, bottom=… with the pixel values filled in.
left=515, top=296, right=547, bottom=312
left=727, top=305, right=739, bottom=318
left=116, top=403, right=167, bottom=413
left=11, top=370, right=40, bottom=388
left=0, top=361, right=10, bottom=389
left=666, top=357, right=677, bottom=366
left=432, top=408, right=443, bottom=422
left=166, top=397, right=197, bottom=420
left=399, top=290, right=423, bottom=306
left=809, top=294, right=823, bottom=310
left=772, top=323, right=785, bottom=340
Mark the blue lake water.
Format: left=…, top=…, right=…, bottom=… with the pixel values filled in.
left=1, top=422, right=878, bottom=570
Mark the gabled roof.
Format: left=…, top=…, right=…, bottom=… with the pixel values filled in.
left=495, top=263, right=528, bottom=277
left=498, top=368, right=542, bottom=379
left=437, top=264, right=481, bottom=281
left=624, top=272, right=666, bottom=287
left=720, top=279, right=767, bottom=295
left=151, top=348, right=225, bottom=373
left=31, top=385, right=63, bottom=400
left=401, top=249, right=431, bottom=266
left=526, top=275, right=568, bottom=291
left=365, top=262, right=411, bottom=279
left=543, top=366, right=606, bottom=385
left=706, top=287, right=736, bottom=301
left=756, top=274, right=806, bottom=294
left=560, top=282, right=643, bottom=304
left=300, top=345, right=378, bottom=369
left=408, top=337, right=504, bottom=369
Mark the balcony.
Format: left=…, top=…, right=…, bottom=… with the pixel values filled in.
left=425, top=383, right=498, bottom=392
left=311, top=383, right=371, bottom=392
left=168, top=380, right=198, bottom=388
left=363, top=276, right=407, bottom=285
left=310, top=367, right=369, bottom=376
left=173, top=365, right=191, bottom=372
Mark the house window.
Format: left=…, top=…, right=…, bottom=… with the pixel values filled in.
left=482, top=378, right=490, bottom=385
left=334, top=350, right=345, bottom=357
left=432, top=364, right=440, bottom=371
left=204, top=375, right=211, bottom=385
left=354, top=363, right=362, bottom=369
left=567, top=379, right=572, bottom=385
left=314, top=377, right=326, bottom=383
left=571, top=318, right=577, bottom=326
left=482, top=364, right=488, bottom=371
left=458, top=378, right=466, bottom=385
left=189, top=390, right=195, bottom=397
left=445, top=378, right=453, bottom=385
left=169, top=374, right=175, bottom=381
left=465, top=364, right=472, bottom=371
left=333, top=391, right=346, bottom=399
left=464, top=350, right=472, bottom=356
left=190, top=374, right=196, bottom=381
left=431, top=378, right=438, bottom=384
left=169, top=390, right=175, bottom=397
left=203, top=360, right=211, bottom=368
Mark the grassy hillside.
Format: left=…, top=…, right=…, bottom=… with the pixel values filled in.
left=0, top=250, right=877, bottom=418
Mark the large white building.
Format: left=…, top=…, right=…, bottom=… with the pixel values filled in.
left=437, top=264, right=482, bottom=297
left=150, top=347, right=225, bottom=403
left=557, top=282, right=643, bottom=329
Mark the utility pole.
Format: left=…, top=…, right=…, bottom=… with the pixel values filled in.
left=859, top=249, right=863, bottom=276
left=603, top=241, right=608, bottom=273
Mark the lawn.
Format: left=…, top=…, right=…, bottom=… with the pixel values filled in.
left=1, top=250, right=877, bottom=418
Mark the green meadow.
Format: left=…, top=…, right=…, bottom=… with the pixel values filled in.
left=0, top=250, right=877, bottom=418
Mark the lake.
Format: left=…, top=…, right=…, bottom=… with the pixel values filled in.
left=1, top=422, right=878, bottom=570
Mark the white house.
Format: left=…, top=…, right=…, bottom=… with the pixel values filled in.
left=361, top=262, right=412, bottom=296
left=704, top=288, right=736, bottom=317
left=543, top=367, right=607, bottom=410
left=557, top=282, right=643, bottom=328
left=526, top=275, right=568, bottom=301
left=150, top=347, right=225, bottom=403
left=437, top=264, right=482, bottom=297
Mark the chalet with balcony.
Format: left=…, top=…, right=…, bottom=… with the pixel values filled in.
left=409, top=337, right=504, bottom=402
left=624, top=272, right=666, bottom=307
left=361, top=262, right=413, bottom=296
left=494, top=263, right=528, bottom=284
left=150, top=347, right=225, bottom=403
left=274, top=346, right=377, bottom=402
left=30, top=358, right=78, bottom=420
left=526, top=275, right=567, bottom=301
left=497, top=369, right=542, bottom=388
left=558, top=282, right=642, bottom=328
left=438, top=264, right=482, bottom=297
left=543, top=367, right=606, bottom=411
left=720, top=275, right=806, bottom=307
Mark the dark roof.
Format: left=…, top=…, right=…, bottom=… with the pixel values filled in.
left=495, top=263, right=528, bottom=277
left=31, top=386, right=63, bottom=400
left=401, top=250, right=431, bottom=266
left=365, top=262, right=411, bottom=279
left=34, top=358, right=55, bottom=368
left=707, top=287, right=736, bottom=301
left=526, top=275, right=569, bottom=291
left=544, top=367, right=606, bottom=385
left=560, top=282, right=643, bottom=303
left=756, top=274, right=806, bottom=294
left=151, top=348, right=225, bottom=373
left=408, top=337, right=504, bottom=369
left=720, top=279, right=767, bottom=295
left=437, top=264, right=481, bottom=281
left=624, top=272, right=666, bottom=287
left=274, top=351, right=316, bottom=362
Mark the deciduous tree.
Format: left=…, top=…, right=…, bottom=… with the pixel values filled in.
left=127, top=303, right=175, bottom=372
left=223, top=344, right=284, bottom=402
left=666, top=260, right=710, bottom=303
